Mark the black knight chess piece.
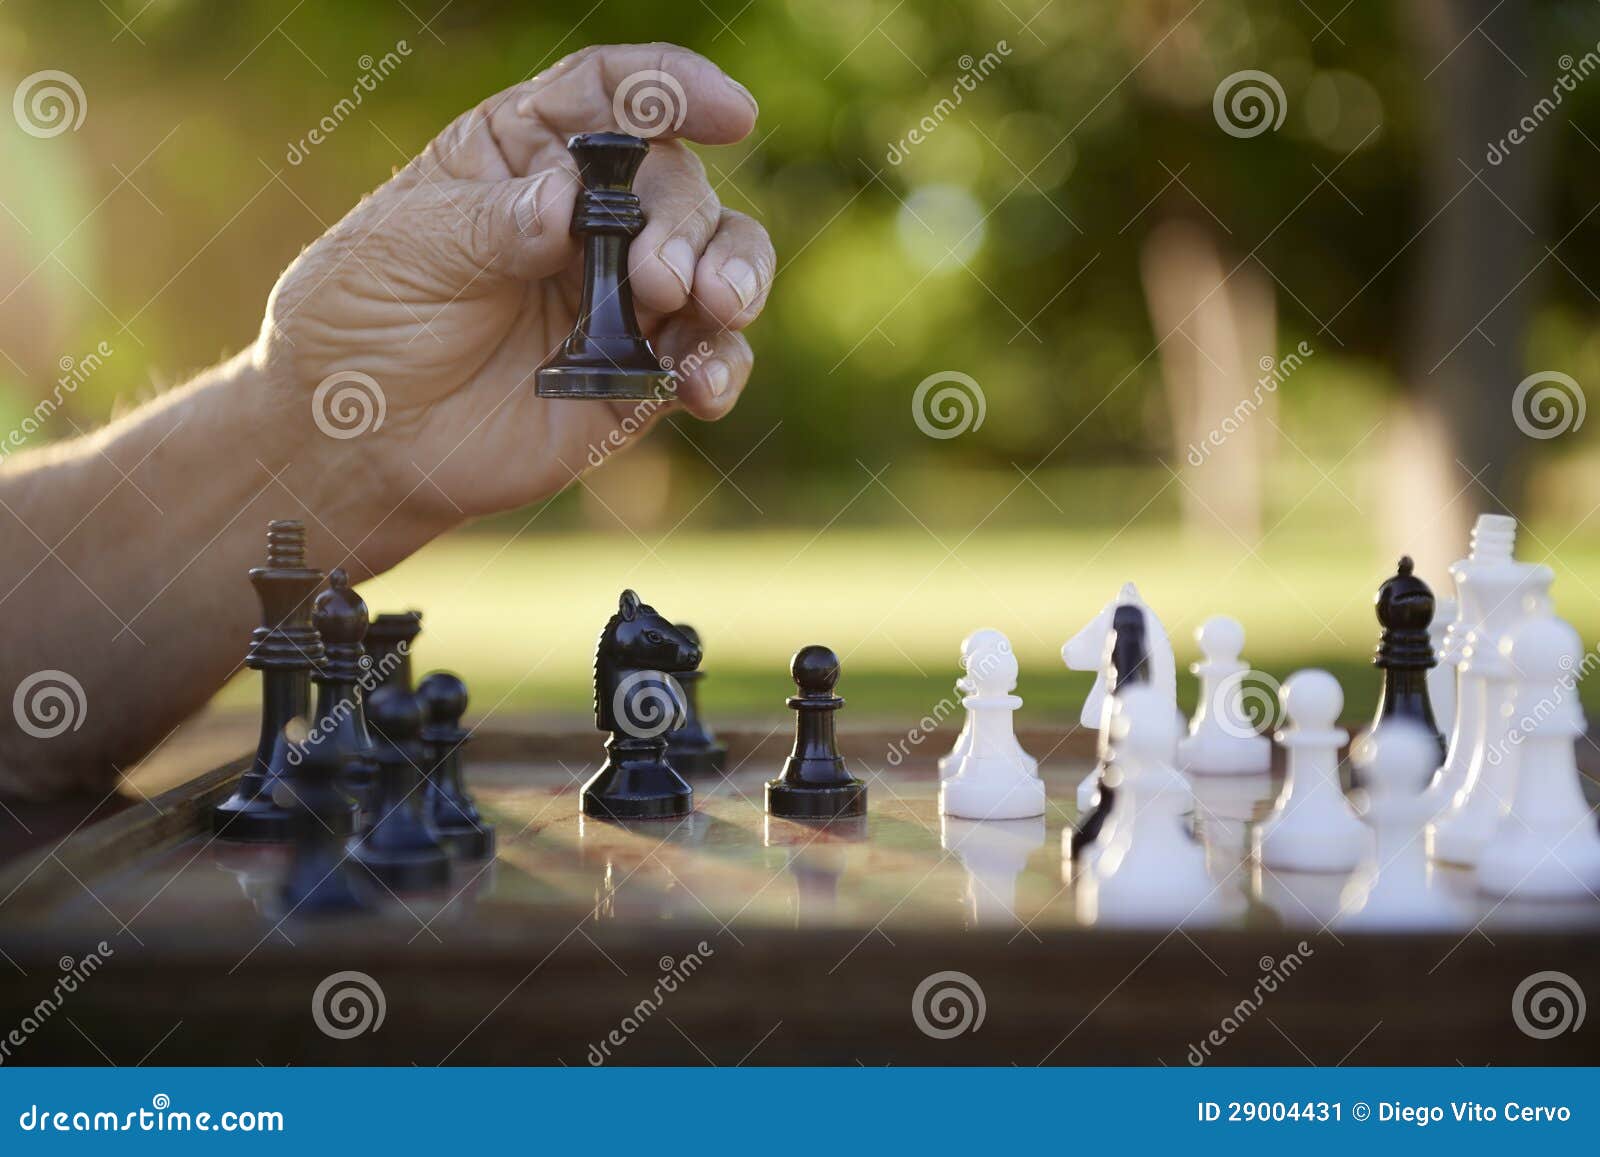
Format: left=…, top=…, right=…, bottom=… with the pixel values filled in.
left=583, top=590, right=703, bottom=820
left=214, top=520, right=356, bottom=843
left=1369, top=555, right=1447, bottom=772
left=310, top=569, right=381, bottom=818
left=1071, top=603, right=1149, bottom=860
left=349, top=690, right=451, bottom=891
left=418, top=671, right=495, bottom=859
left=766, top=645, right=868, bottom=821
left=280, top=727, right=372, bottom=915
left=663, top=624, right=727, bottom=777
left=534, top=132, right=675, bottom=400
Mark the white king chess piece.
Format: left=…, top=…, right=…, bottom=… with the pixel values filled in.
left=940, top=630, right=1046, bottom=820
left=1254, top=669, right=1368, bottom=873
left=1477, top=614, right=1600, bottom=899
left=940, top=629, right=1036, bottom=782
left=1178, top=615, right=1272, bottom=775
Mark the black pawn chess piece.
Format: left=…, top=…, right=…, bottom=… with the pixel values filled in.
left=534, top=132, right=674, bottom=400
left=663, top=624, right=727, bottom=777
left=1071, top=603, right=1149, bottom=860
left=766, top=645, right=868, bottom=821
left=582, top=590, right=702, bottom=820
left=214, top=520, right=355, bottom=843
left=349, top=690, right=451, bottom=891
left=1370, top=556, right=1446, bottom=773
left=364, top=609, right=422, bottom=754
left=418, top=671, right=495, bottom=859
left=280, top=729, right=372, bottom=914
left=310, top=569, right=380, bottom=818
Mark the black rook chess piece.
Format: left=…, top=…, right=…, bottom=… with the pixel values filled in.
left=418, top=671, right=495, bottom=859
left=1370, top=555, right=1446, bottom=769
left=349, top=690, right=451, bottom=892
left=311, top=569, right=381, bottom=818
left=1071, top=603, right=1149, bottom=860
left=663, top=624, right=727, bottom=777
left=280, top=727, right=371, bottom=915
left=214, top=520, right=353, bottom=843
left=534, top=132, right=674, bottom=400
left=582, top=590, right=703, bottom=820
left=766, top=645, right=868, bottom=821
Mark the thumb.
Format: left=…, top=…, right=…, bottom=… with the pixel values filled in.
left=390, top=167, right=580, bottom=286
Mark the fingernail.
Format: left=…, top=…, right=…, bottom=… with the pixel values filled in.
left=661, top=238, right=696, bottom=295
left=705, top=359, right=731, bottom=399
left=718, top=258, right=759, bottom=309
left=724, top=74, right=759, bottom=117
left=514, top=173, right=548, bottom=236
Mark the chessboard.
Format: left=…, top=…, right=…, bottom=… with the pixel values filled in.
left=1, top=721, right=1595, bottom=1066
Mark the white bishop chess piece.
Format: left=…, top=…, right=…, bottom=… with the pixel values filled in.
left=1178, top=615, right=1272, bottom=775
left=939, top=629, right=1037, bottom=781
left=940, top=630, right=1045, bottom=820
left=1254, top=670, right=1368, bottom=873
left=1337, top=721, right=1462, bottom=930
left=1477, top=614, right=1600, bottom=900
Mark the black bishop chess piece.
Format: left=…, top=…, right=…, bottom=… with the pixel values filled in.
left=418, top=671, right=495, bottom=859
left=310, top=569, right=381, bottom=818
left=1369, top=555, right=1447, bottom=771
left=1070, top=603, right=1149, bottom=861
left=364, top=609, right=422, bottom=755
left=349, top=689, right=451, bottom=892
left=534, top=132, right=674, bottom=400
left=279, top=727, right=372, bottom=915
left=582, top=590, right=703, bottom=820
left=766, top=645, right=868, bottom=821
left=214, top=520, right=356, bottom=843
left=663, top=624, right=727, bottom=777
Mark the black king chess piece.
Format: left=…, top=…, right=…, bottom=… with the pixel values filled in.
left=583, top=590, right=703, bottom=820
left=418, top=671, right=495, bottom=859
left=534, top=132, right=674, bottom=399
left=1071, top=603, right=1149, bottom=860
left=214, top=520, right=354, bottom=843
left=766, top=645, right=868, bottom=821
left=364, top=608, right=423, bottom=757
left=349, top=689, right=451, bottom=891
left=280, top=726, right=371, bottom=914
left=663, top=624, right=727, bottom=777
left=1370, top=555, right=1446, bottom=769
left=310, top=569, right=381, bottom=818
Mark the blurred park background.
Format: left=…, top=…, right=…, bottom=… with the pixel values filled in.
left=3, top=0, right=1600, bottom=736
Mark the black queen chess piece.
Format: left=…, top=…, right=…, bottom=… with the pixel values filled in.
left=534, top=132, right=675, bottom=399
left=310, top=569, right=381, bottom=818
left=1370, top=556, right=1446, bottom=771
left=583, top=590, right=703, bottom=820
left=418, top=671, right=495, bottom=859
left=766, top=645, right=868, bottom=821
left=349, top=689, right=451, bottom=892
left=663, top=624, right=728, bottom=777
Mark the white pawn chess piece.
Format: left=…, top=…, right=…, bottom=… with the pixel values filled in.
left=1337, top=721, right=1461, bottom=930
left=1078, top=685, right=1220, bottom=927
left=941, top=632, right=1045, bottom=820
left=1178, top=615, right=1272, bottom=775
left=942, top=814, right=1046, bottom=927
left=1428, top=595, right=1460, bottom=742
left=1254, top=670, right=1368, bottom=873
left=1431, top=564, right=1553, bottom=867
left=939, top=629, right=1036, bottom=782
left=1477, top=615, right=1600, bottom=899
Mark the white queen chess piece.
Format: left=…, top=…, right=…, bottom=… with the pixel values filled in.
left=1178, top=615, right=1272, bottom=775
left=1477, top=614, right=1600, bottom=899
left=1254, top=669, right=1368, bottom=873
left=940, top=631, right=1046, bottom=820
left=939, top=629, right=1036, bottom=781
